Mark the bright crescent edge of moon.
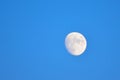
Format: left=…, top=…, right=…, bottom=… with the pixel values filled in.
left=65, top=32, right=87, bottom=56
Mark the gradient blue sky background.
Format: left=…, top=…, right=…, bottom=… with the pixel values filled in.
left=0, top=0, right=120, bottom=80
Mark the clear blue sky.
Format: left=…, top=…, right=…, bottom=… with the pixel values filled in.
left=0, top=0, right=120, bottom=80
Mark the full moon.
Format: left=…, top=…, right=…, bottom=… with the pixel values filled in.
left=65, top=32, right=87, bottom=56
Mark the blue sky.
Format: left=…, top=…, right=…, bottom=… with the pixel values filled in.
left=0, top=0, right=120, bottom=80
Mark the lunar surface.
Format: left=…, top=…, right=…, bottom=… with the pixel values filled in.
left=65, top=32, right=87, bottom=56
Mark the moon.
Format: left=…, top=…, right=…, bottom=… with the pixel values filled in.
left=65, top=32, right=87, bottom=56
